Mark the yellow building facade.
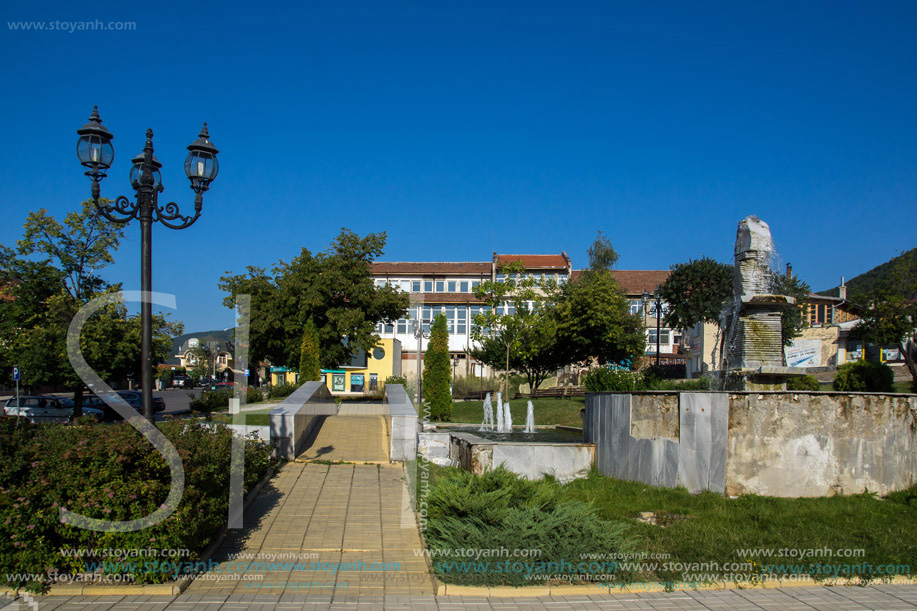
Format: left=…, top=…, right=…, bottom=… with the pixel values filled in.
left=321, top=338, right=402, bottom=396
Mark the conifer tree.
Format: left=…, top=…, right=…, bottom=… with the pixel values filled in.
left=424, top=313, right=452, bottom=420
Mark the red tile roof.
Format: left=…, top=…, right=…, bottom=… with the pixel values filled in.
left=495, top=254, right=570, bottom=269
left=571, top=269, right=671, bottom=295
left=371, top=261, right=491, bottom=275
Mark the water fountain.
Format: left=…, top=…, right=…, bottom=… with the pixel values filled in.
left=524, top=400, right=535, bottom=434
left=503, top=401, right=513, bottom=432
left=479, top=392, right=494, bottom=431
left=495, top=392, right=505, bottom=433
left=721, top=215, right=806, bottom=390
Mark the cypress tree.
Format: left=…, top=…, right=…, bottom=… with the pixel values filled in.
left=298, top=318, right=321, bottom=382
left=424, top=313, right=452, bottom=421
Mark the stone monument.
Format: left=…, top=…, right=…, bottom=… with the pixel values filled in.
left=721, top=216, right=806, bottom=390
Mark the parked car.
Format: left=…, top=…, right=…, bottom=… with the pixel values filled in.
left=4, top=396, right=103, bottom=423
left=172, top=375, right=193, bottom=389
left=82, top=391, right=166, bottom=420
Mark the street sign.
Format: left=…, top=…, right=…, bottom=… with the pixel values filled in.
left=12, top=367, right=20, bottom=382
left=244, top=369, right=250, bottom=376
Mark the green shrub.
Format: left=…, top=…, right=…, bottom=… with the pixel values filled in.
left=189, top=389, right=232, bottom=417
left=787, top=374, right=820, bottom=391
left=267, top=382, right=298, bottom=399
left=646, top=376, right=712, bottom=391
left=424, top=467, right=635, bottom=586
left=246, top=386, right=263, bottom=404
left=0, top=417, right=276, bottom=593
left=833, top=361, right=895, bottom=392
left=384, top=375, right=407, bottom=387
left=583, top=367, right=645, bottom=392
left=423, top=314, right=452, bottom=421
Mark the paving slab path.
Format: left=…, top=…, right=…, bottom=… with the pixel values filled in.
left=9, top=583, right=917, bottom=609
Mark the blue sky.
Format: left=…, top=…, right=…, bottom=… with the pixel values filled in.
left=2, top=1, right=915, bottom=333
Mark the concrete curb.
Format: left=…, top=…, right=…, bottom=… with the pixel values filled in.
left=2, top=465, right=278, bottom=598
left=433, top=575, right=917, bottom=597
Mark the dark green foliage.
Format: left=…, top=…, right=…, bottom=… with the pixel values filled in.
left=787, top=375, right=820, bottom=391
left=587, top=230, right=619, bottom=272
left=219, top=229, right=408, bottom=371
left=268, top=383, right=298, bottom=399
left=424, top=467, right=635, bottom=586
left=246, top=386, right=263, bottom=404
left=770, top=272, right=811, bottom=346
left=555, top=270, right=646, bottom=368
left=298, top=318, right=321, bottom=382
left=583, top=367, right=645, bottom=392
left=190, top=389, right=232, bottom=417
left=833, top=361, right=895, bottom=392
left=659, top=257, right=733, bottom=330
left=584, top=367, right=712, bottom=392
left=0, top=417, right=276, bottom=593
left=821, top=248, right=917, bottom=299
left=424, top=314, right=452, bottom=421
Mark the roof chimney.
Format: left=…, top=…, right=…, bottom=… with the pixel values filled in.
left=786, top=263, right=793, bottom=278
left=839, top=276, right=846, bottom=300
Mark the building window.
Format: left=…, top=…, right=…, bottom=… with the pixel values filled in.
left=384, top=323, right=394, bottom=334
left=424, top=280, right=433, bottom=292
left=436, top=281, right=445, bottom=292
left=457, top=307, right=467, bottom=334
left=629, top=300, right=643, bottom=316
left=351, top=373, right=364, bottom=393
left=332, top=373, right=345, bottom=392
left=809, top=304, right=833, bottom=326
left=447, top=280, right=457, bottom=292
left=401, top=280, right=411, bottom=292
left=412, top=280, right=421, bottom=292
left=460, top=281, right=469, bottom=292
left=496, top=273, right=505, bottom=283
left=369, top=373, right=378, bottom=391
left=647, top=329, right=671, bottom=350
left=472, top=281, right=481, bottom=290
left=396, top=317, right=408, bottom=334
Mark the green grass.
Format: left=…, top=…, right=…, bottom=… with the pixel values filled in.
left=210, top=407, right=275, bottom=426
left=422, top=464, right=917, bottom=585
left=818, top=381, right=913, bottom=393
left=448, top=397, right=585, bottom=427
left=562, top=470, right=917, bottom=583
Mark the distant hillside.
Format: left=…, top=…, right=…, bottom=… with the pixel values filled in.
left=167, top=328, right=235, bottom=364
left=819, top=248, right=917, bottom=299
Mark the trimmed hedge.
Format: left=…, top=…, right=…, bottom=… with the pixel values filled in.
left=787, top=374, right=821, bottom=391
left=0, top=417, right=276, bottom=593
left=833, top=361, right=895, bottom=392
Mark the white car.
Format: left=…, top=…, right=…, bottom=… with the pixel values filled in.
left=4, top=396, right=104, bottom=423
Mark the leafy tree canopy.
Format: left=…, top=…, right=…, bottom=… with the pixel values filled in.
left=658, top=257, right=733, bottom=330
left=219, top=229, right=408, bottom=370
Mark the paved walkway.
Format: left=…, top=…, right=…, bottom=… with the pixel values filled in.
left=185, top=462, right=432, bottom=598
left=8, top=583, right=917, bottom=609
left=296, top=416, right=390, bottom=463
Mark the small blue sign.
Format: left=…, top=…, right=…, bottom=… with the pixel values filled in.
left=244, top=369, right=250, bottom=376
left=12, top=367, right=20, bottom=381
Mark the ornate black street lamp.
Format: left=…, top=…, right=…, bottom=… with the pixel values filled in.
left=642, top=287, right=662, bottom=367
left=77, top=106, right=219, bottom=421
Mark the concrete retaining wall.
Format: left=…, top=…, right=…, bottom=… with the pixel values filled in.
left=269, top=382, right=337, bottom=459
left=449, top=432, right=595, bottom=483
left=585, top=391, right=917, bottom=497
left=383, top=384, right=418, bottom=461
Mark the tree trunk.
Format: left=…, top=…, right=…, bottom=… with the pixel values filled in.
left=73, top=385, right=83, bottom=419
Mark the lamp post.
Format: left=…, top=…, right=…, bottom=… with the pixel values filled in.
left=412, top=319, right=430, bottom=406
left=642, top=287, right=663, bottom=367
left=76, top=106, right=219, bottom=421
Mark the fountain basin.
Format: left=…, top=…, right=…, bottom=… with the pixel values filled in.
left=417, top=425, right=594, bottom=483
